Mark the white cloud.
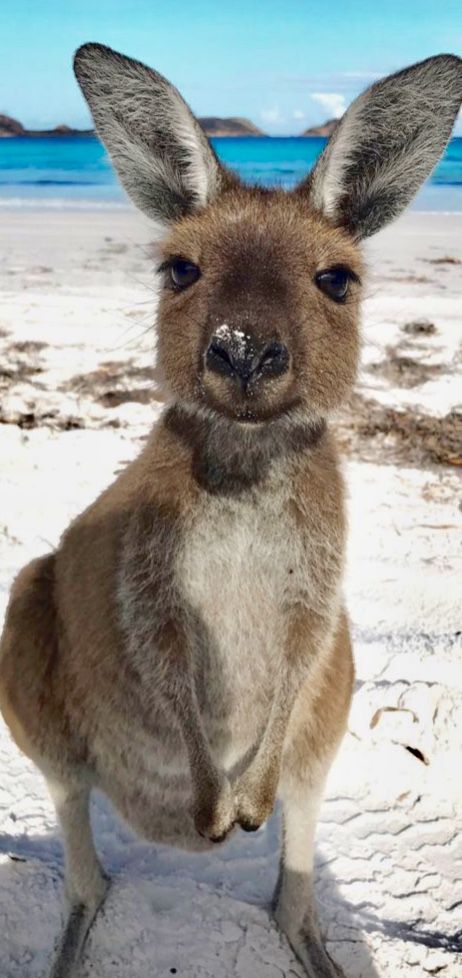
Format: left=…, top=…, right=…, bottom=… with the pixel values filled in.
left=260, top=105, right=282, bottom=123
left=292, top=109, right=306, bottom=120
left=310, top=92, right=346, bottom=119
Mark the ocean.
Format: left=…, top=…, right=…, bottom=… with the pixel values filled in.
left=1, top=135, right=462, bottom=211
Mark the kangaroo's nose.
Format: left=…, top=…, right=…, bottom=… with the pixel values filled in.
left=206, top=330, right=289, bottom=385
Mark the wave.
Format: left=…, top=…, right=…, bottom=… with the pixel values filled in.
left=0, top=198, right=460, bottom=216
left=430, top=180, right=462, bottom=187
left=1, top=179, right=102, bottom=186
left=9, top=176, right=462, bottom=188
left=0, top=197, right=130, bottom=210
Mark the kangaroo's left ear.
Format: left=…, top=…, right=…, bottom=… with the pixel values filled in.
left=298, top=54, right=462, bottom=239
left=73, top=43, right=224, bottom=230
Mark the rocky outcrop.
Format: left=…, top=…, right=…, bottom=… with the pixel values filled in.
left=0, top=114, right=26, bottom=136
left=0, top=113, right=264, bottom=138
left=199, top=116, right=264, bottom=137
left=25, top=125, right=94, bottom=137
left=302, top=118, right=339, bottom=137
left=0, top=115, right=94, bottom=137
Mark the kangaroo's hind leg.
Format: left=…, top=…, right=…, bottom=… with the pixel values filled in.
left=274, top=611, right=353, bottom=978
left=47, top=780, right=109, bottom=978
left=274, top=768, right=344, bottom=977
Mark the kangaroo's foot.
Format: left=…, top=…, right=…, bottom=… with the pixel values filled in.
left=47, top=779, right=109, bottom=977
left=50, top=876, right=109, bottom=978
left=275, top=903, right=344, bottom=978
left=274, top=767, right=345, bottom=978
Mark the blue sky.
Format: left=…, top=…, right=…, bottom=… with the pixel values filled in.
left=1, top=0, right=461, bottom=135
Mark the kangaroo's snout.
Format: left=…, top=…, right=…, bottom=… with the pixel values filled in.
left=206, top=326, right=289, bottom=388
left=201, top=314, right=295, bottom=422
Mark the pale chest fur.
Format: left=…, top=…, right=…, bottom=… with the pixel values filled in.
left=179, top=475, right=342, bottom=761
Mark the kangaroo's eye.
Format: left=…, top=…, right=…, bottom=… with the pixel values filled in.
left=169, top=258, right=200, bottom=291
left=315, top=266, right=357, bottom=302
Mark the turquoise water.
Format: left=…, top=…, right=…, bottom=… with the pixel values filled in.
left=1, top=135, right=462, bottom=211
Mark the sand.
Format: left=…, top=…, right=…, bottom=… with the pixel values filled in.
left=0, top=207, right=461, bottom=977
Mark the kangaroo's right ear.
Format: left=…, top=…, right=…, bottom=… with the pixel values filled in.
left=300, top=54, right=462, bottom=239
left=74, top=43, right=223, bottom=230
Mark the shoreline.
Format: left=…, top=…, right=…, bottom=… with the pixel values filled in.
left=1, top=202, right=462, bottom=220
left=1, top=204, right=462, bottom=216
left=1, top=196, right=461, bottom=214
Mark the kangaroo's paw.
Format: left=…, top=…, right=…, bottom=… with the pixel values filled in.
left=192, top=776, right=236, bottom=843
left=234, top=769, right=277, bottom=832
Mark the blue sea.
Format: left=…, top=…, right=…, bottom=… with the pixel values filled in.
left=1, top=135, right=462, bottom=211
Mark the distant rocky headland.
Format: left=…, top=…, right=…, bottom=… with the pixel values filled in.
left=0, top=113, right=265, bottom=139
left=199, top=116, right=264, bottom=136
left=0, top=112, right=340, bottom=139
left=0, top=115, right=94, bottom=138
left=302, top=118, right=339, bottom=137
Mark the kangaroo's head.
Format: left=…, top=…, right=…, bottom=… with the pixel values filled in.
left=74, top=45, right=461, bottom=429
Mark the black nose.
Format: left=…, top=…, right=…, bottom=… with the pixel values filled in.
left=206, top=332, right=289, bottom=385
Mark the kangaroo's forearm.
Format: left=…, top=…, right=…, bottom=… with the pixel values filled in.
left=147, top=623, right=235, bottom=841
left=152, top=625, right=221, bottom=792
left=235, top=609, right=333, bottom=821
left=119, top=508, right=221, bottom=791
left=261, top=609, right=330, bottom=757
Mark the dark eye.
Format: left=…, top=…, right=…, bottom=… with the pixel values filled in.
left=169, top=258, right=200, bottom=291
left=315, top=266, right=356, bottom=302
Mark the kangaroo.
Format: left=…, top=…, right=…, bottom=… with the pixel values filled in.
left=1, top=44, right=461, bottom=978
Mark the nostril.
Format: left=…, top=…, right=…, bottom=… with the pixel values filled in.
left=257, top=342, right=289, bottom=377
left=206, top=340, right=236, bottom=378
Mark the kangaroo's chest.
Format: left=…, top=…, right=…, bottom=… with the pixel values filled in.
left=179, top=491, right=308, bottom=747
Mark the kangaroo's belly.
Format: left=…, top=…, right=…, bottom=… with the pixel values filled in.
left=92, top=618, right=276, bottom=852
left=93, top=680, right=263, bottom=852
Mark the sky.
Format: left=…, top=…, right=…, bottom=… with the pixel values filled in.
left=1, top=0, right=461, bottom=135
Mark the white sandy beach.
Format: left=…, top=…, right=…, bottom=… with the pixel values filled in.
left=0, top=207, right=461, bottom=978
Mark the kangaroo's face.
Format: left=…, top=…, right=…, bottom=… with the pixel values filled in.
left=74, top=44, right=462, bottom=427
left=156, top=190, right=362, bottom=423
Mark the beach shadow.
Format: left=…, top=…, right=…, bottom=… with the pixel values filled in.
left=0, top=794, right=381, bottom=978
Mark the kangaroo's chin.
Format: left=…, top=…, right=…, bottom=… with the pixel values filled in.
left=199, top=390, right=302, bottom=427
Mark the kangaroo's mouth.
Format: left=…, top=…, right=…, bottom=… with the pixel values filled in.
left=199, top=354, right=298, bottom=426
left=199, top=382, right=301, bottom=426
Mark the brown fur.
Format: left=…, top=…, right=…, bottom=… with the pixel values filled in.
left=2, top=42, right=461, bottom=978
left=157, top=188, right=362, bottom=423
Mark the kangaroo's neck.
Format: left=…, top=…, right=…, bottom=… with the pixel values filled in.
left=162, top=402, right=327, bottom=496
